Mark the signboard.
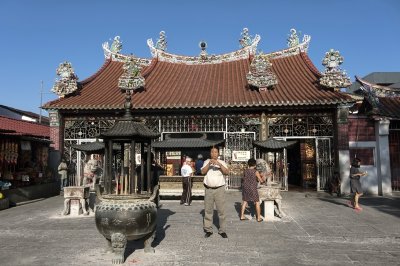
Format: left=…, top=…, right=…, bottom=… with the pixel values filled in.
left=48, top=110, right=59, bottom=127
left=166, top=151, right=181, bottom=160
left=232, top=150, right=251, bottom=162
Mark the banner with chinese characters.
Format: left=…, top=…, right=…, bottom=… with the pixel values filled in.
left=48, top=110, right=59, bottom=127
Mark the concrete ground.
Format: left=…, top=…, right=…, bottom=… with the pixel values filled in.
left=0, top=191, right=399, bottom=266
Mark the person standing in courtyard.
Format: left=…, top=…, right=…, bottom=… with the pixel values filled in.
left=349, top=158, right=367, bottom=211
left=195, top=154, right=204, bottom=175
left=180, top=157, right=194, bottom=206
left=201, top=147, right=230, bottom=238
left=240, top=158, right=264, bottom=222
left=58, top=158, right=68, bottom=191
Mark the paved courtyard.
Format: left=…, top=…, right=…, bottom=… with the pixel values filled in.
left=0, top=191, right=399, bottom=266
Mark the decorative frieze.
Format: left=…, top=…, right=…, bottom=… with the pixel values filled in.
left=260, top=29, right=311, bottom=60
left=319, top=49, right=351, bottom=89
left=147, top=29, right=260, bottom=65
left=246, top=53, right=278, bottom=89
left=103, top=29, right=313, bottom=66
left=118, top=57, right=145, bottom=91
left=102, top=36, right=151, bottom=66
left=51, top=61, right=79, bottom=98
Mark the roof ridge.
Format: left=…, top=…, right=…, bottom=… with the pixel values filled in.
left=79, top=59, right=113, bottom=85
left=299, top=52, right=321, bottom=78
left=0, top=115, right=50, bottom=128
left=141, top=57, right=159, bottom=77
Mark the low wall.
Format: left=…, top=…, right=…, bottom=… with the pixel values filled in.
left=159, top=175, right=204, bottom=197
left=2, top=182, right=59, bottom=206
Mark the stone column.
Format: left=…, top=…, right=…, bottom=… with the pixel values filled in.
left=375, top=119, right=392, bottom=196
left=336, top=105, right=351, bottom=194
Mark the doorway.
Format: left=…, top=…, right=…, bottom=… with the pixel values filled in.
left=287, top=141, right=302, bottom=187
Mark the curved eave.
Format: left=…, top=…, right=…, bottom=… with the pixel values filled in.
left=45, top=93, right=354, bottom=111
left=44, top=100, right=353, bottom=112
left=43, top=104, right=124, bottom=111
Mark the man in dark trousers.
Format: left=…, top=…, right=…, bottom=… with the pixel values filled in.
left=201, top=147, right=230, bottom=238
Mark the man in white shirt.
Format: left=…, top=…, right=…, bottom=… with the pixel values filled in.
left=181, top=157, right=194, bottom=206
left=201, top=147, right=229, bottom=238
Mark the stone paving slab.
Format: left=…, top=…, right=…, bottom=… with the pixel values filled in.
left=0, top=191, right=399, bottom=266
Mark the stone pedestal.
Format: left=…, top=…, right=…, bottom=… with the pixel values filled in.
left=263, top=200, right=275, bottom=220
left=258, top=183, right=283, bottom=220
left=62, top=186, right=90, bottom=216
left=70, top=199, right=82, bottom=215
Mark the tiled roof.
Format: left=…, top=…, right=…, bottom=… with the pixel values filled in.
left=348, top=72, right=400, bottom=94
left=0, top=116, right=50, bottom=138
left=100, top=118, right=160, bottom=139
left=0, top=105, right=49, bottom=125
left=375, top=97, right=400, bottom=119
left=152, top=138, right=224, bottom=149
left=43, top=52, right=353, bottom=111
left=253, top=139, right=297, bottom=150
left=72, top=141, right=105, bottom=152
left=71, top=141, right=121, bottom=152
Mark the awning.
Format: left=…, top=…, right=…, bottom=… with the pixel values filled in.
left=71, top=141, right=121, bottom=153
left=152, top=138, right=225, bottom=149
left=253, top=139, right=297, bottom=150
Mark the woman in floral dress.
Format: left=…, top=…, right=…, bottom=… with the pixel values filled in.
left=240, top=158, right=265, bottom=222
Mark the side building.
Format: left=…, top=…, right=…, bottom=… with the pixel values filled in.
left=347, top=74, right=400, bottom=195
left=0, top=114, right=58, bottom=205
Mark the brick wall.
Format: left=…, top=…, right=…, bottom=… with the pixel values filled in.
left=337, top=123, right=349, bottom=150
left=348, top=116, right=375, bottom=142
left=50, top=126, right=60, bottom=151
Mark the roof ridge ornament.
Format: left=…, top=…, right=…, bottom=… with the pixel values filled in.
left=51, top=61, right=79, bottom=98
left=110, top=36, right=122, bottom=53
left=356, top=76, right=380, bottom=111
left=155, top=31, right=167, bottom=51
left=261, top=29, right=311, bottom=59
left=103, top=36, right=151, bottom=65
left=147, top=29, right=260, bottom=65
left=199, top=41, right=208, bottom=60
left=239, top=28, right=254, bottom=48
left=356, top=76, right=400, bottom=98
left=118, top=57, right=145, bottom=91
left=319, top=49, right=351, bottom=90
left=287, top=29, right=300, bottom=48
left=246, top=53, right=278, bottom=90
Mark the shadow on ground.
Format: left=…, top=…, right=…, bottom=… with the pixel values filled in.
left=317, top=194, right=400, bottom=218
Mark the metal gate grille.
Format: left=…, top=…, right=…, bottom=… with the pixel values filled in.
left=224, top=132, right=255, bottom=189
left=316, top=138, right=334, bottom=191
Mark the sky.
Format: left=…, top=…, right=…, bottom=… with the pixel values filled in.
left=0, top=0, right=399, bottom=116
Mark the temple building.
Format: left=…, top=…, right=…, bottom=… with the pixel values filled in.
left=43, top=28, right=362, bottom=193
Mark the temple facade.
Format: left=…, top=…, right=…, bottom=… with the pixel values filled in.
left=43, top=29, right=363, bottom=193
